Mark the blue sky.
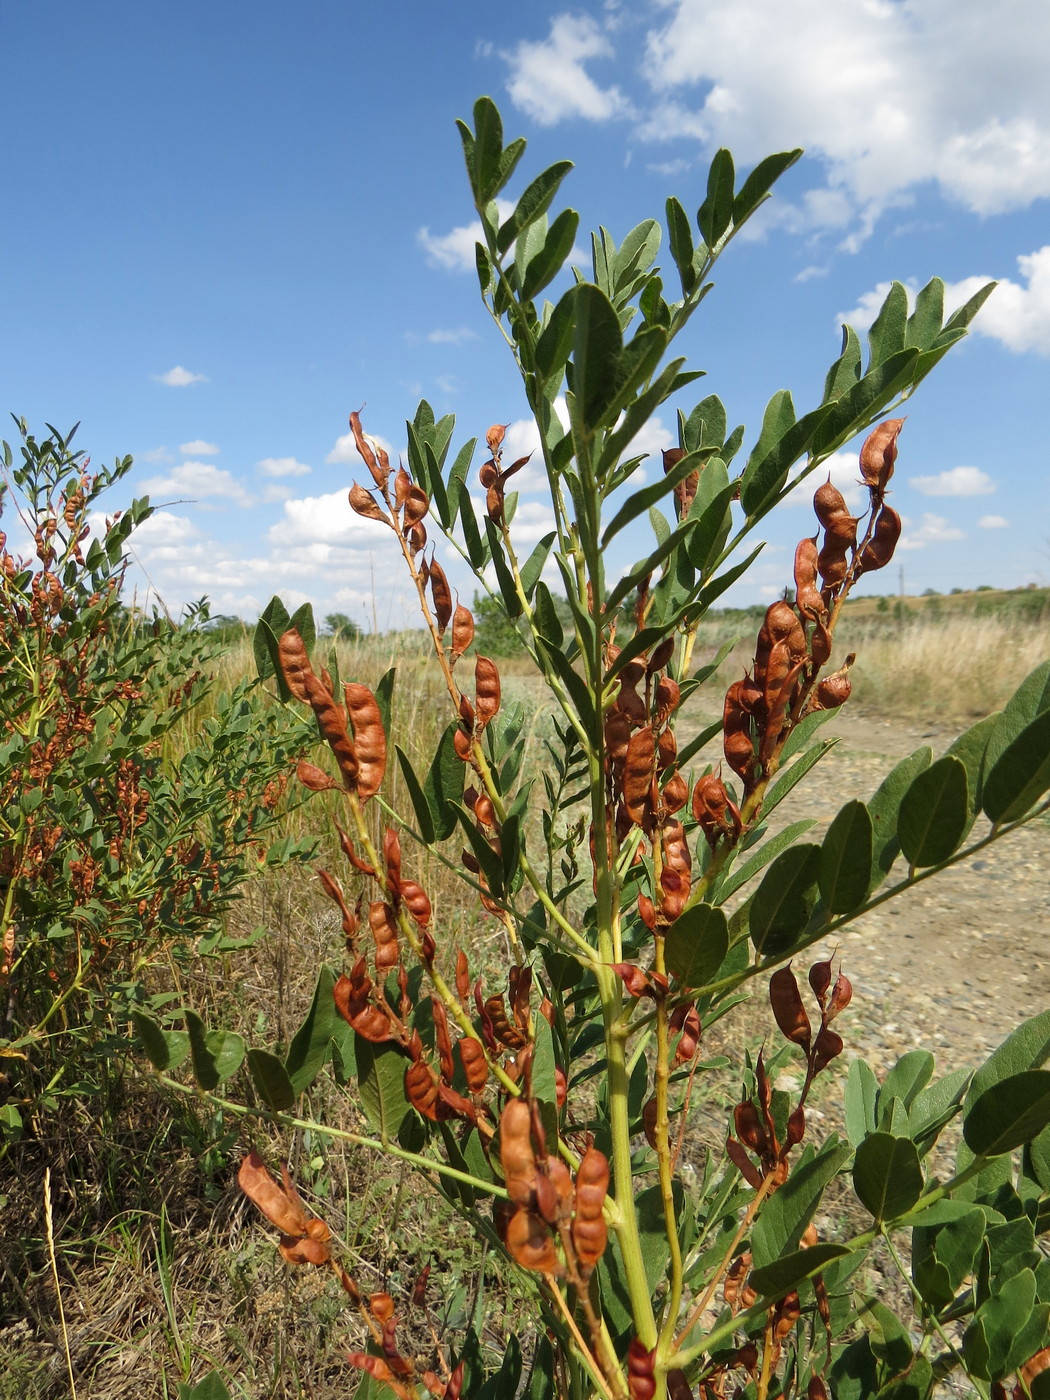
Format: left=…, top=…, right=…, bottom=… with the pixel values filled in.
left=3, top=1, right=1048, bottom=628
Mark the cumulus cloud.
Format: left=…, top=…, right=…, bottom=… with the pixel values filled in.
left=179, top=439, right=219, bottom=455
left=268, top=489, right=389, bottom=549
left=979, top=514, right=1010, bottom=529
left=503, top=14, right=633, bottom=126
left=153, top=365, right=207, bottom=387
left=629, top=0, right=1050, bottom=241
left=256, top=456, right=311, bottom=478
left=326, top=430, right=398, bottom=466
left=836, top=259, right=1050, bottom=357
left=910, top=466, right=995, bottom=497
left=898, top=512, right=967, bottom=549
left=418, top=201, right=514, bottom=273
left=140, top=461, right=254, bottom=507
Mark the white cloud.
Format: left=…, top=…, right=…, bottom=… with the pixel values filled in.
left=426, top=327, right=480, bottom=345
left=503, top=14, right=633, bottom=126
left=268, top=489, right=390, bottom=548
left=639, top=0, right=1050, bottom=240
left=140, top=461, right=254, bottom=507
left=782, top=451, right=867, bottom=512
left=256, top=456, right=311, bottom=478
left=910, top=466, right=995, bottom=497
left=131, top=511, right=201, bottom=548
left=898, top=512, right=967, bottom=549
left=326, top=429, right=398, bottom=466
left=179, top=439, right=219, bottom=455
left=153, top=365, right=207, bottom=387
left=138, top=446, right=174, bottom=465
left=261, top=483, right=295, bottom=504
left=979, top=514, right=1010, bottom=529
left=941, top=249, right=1050, bottom=355
left=419, top=200, right=514, bottom=273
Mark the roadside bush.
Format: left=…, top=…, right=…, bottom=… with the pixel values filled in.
left=139, top=101, right=1050, bottom=1400
left=0, top=421, right=315, bottom=1149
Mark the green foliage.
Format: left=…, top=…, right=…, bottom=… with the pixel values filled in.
left=149, top=98, right=1048, bottom=1400
left=0, top=420, right=314, bottom=1133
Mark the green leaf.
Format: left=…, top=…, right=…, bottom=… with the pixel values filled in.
left=779, top=707, right=837, bottom=764
left=963, top=1071, right=1050, bottom=1157
left=666, top=195, right=696, bottom=295
left=665, top=904, right=730, bottom=988
left=285, top=964, right=338, bottom=1094
left=571, top=283, right=623, bottom=429
left=177, top=1372, right=233, bottom=1400
left=965, top=1270, right=1038, bottom=1382
left=470, top=96, right=506, bottom=204
left=497, top=160, right=574, bottom=254
left=396, top=745, right=435, bottom=845
left=812, top=348, right=920, bottom=454
left=288, top=602, right=315, bottom=653
left=880, top=1050, right=935, bottom=1113
left=355, top=1036, right=411, bottom=1142
left=535, top=289, right=577, bottom=385
left=522, top=208, right=580, bottom=301
left=749, top=1243, right=852, bottom=1300
left=866, top=746, right=932, bottom=893
left=823, top=325, right=863, bottom=404
left=732, top=150, right=802, bottom=226
left=866, top=281, right=909, bottom=365
left=853, top=1132, right=924, bottom=1221
left=905, top=278, right=945, bottom=350
left=697, top=148, right=735, bottom=247
left=897, top=754, right=969, bottom=868
left=247, top=1048, right=297, bottom=1111
left=819, top=800, right=873, bottom=914
left=423, top=723, right=463, bottom=841
left=131, top=1010, right=189, bottom=1073
left=907, top=1066, right=972, bottom=1154
left=184, top=1009, right=245, bottom=1091
left=982, top=706, right=1050, bottom=823
left=602, top=449, right=707, bottom=546
left=946, top=711, right=998, bottom=830
left=749, top=843, right=820, bottom=958
left=845, top=1060, right=879, bottom=1147
left=752, top=1139, right=851, bottom=1268
left=739, top=404, right=830, bottom=518
left=718, top=820, right=817, bottom=901
left=254, top=596, right=290, bottom=682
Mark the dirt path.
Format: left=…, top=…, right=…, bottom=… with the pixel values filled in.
left=748, top=708, right=1050, bottom=1076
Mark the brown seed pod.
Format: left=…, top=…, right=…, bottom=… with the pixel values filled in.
left=813, top=479, right=849, bottom=529
left=277, top=627, right=315, bottom=704
left=455, top=949, right=471, bottom=1003
left=474, top=656, right=501, bottom=727
left=505, top=1207, right=559, bottom=1273
left=344, top=683, right=387, bottom=800
left=663, top=445, right=700, bottom=520
left=401, top=483, right=430, bottom=528
left=238, top=1151, right=318, bottom=1240
left=648, top=636, right=675, bottom=674
left=627, top=1339, right=657, bottom=1400
left=856, top=504, right=902, bottom=575
left=827, top=971, right=853, bottom=1020
left=297, top=759, right=337, bottom=792
left=859, top=418, right=904, bottom=495
left=458, top=1036, right=489, bottom=1094
left=794, top=536, right=826, bottom=619
left=812, top=673, right=852, bottom=710
left=671, top=1004, right=702, bottom=1065
left=450, top=603, right=474, bottom=661
left=349, top=410, right=391, bottom=490
left=349, top=482, right=388, bottom=524
left=812, top=1025, right=844, bottom=1072
left=499, top=1098, right=539, bottom=1206
left=571, top=1145, right=609, bottom=1271
left=431, top=996, right=455, bottom=1083
left=817, top=541, right=850, bottom=588
left=661, top=772, right=689, bottom=814
left=398, top=880, right=432, bottom=927
left=368, top=901, right=400, bottom=975
left=623, top=726, right=657, bottom=826
left=318, top=869, right=359, bottom=944
left=405, top=1058, right=442, bottom=1120
left=333, top=959, right=394, bottom=1042
left=769, top=966, right=812, bottom=1051
left=428, top=558, right=453, bottom=636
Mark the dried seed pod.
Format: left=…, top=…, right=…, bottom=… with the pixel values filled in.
left=655, top=676, right=680, bottom=724
left=383, top=826, right=402, bottom=887
left=428, top=558, right=453, bottom=635
left=277, top=627, right=315, bottom=704
left=810, top=620, right=833, bottom=668
left=817, top=541, right=850, bottom=588
left=661, top=772, right=689, bottom=814
left=368, top=901, right=400, bottom=974
left=808, top=958, right=833, bottom=1004
left=318, top=869, right=359, bottom=943
left=769, top=966, right=812, bottom=1052
left=455, top=949, right=471, bottom=1003
left=812, top=673, right=852, bottom=710
left=450, top=603, right=474, bottom=661
left=627, top=1339, right=657, bottom=1400
left=794, top=536, right=826, bottom=619
left=786, top=1104, right=806, bottom=1147
left=486, top=993, right=527, bottom=1049
left=671, top=1003, right=702, bottom=1064
left=664, top=445, right=700, bottom=520
left=724, top=1252, right=757, bottom=1309
left=238, top=1151, right=314, bottom=1238
left=349, top=410, right=391, bottom=490
left=474, top=656, right=501, bottom=727
left=458, top=1036, right=489, bottom=1094
left=505, top=1207, right=559, bottom=1273
left=297, top=759, right=337, bottom=792
left=812, top=1025, right=844, bottom=1072
left=859, top=418, right=904, bottom=496
left=349, top=482, right=387, bottom=524
left=499, top=1098, right=539, bottom=1206
left=856, top=504, right=902, bottom=575
left=405, top=1058, right=442, bottom=1120
left=399, top=880, right=432, bottom=927
left=432, top=996, right=455, bottom=1083
left=571, top=1146, right=609, bottom=1271
left=623, top=726, right=657, bottom=827
left=725, top=1136, right=763, bottom=1189
left=402, top=483, right=430, bottom=528
left=642, top=1095, right=659, bottom=1149
left=334, top=959, right=394, bottom=1042
left=648, top=636, right=675, bottom=674
left=813, top=479, right=849, bottom=529
left=344, top=683, right=387, bottom=800
left=827, top=971, right=853, bottom=1020
left=486, top=423, right=507, bottom=452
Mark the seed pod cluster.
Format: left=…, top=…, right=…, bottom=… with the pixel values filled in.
left=479, top=424, right=530, bottom=526
left=238, top=1151, right=332, bottom=1266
